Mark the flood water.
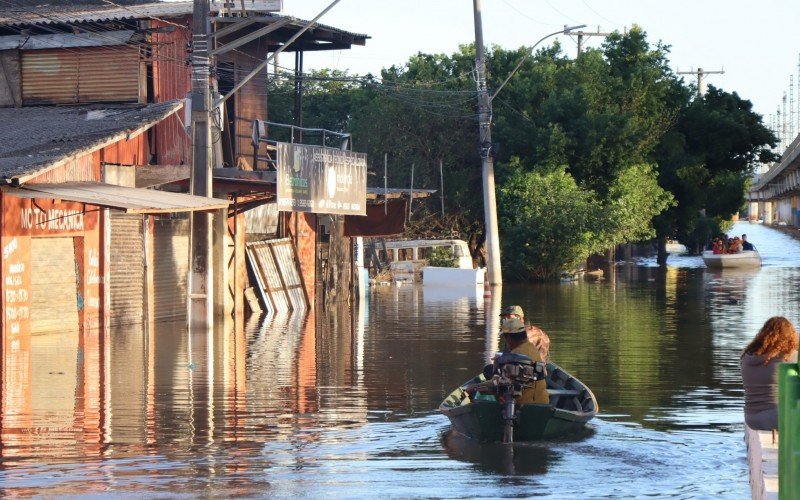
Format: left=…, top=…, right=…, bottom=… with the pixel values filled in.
left=2, top=222, right=799, bottom=497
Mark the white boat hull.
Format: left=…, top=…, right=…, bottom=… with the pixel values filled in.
left=702, top=250, right=761, bottom=269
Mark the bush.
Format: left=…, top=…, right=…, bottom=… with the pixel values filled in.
left=428, top=246, right=458, bottom=267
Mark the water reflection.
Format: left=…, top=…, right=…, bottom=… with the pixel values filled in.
left=441, top=429, right=559, bottom=475
left=4, top=222, right=800, bottom=497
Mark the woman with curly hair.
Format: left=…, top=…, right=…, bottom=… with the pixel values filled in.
left=740, top=316, right=799, bottom=430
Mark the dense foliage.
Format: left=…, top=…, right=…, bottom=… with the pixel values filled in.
left=267, top=27, right=776, bottom=280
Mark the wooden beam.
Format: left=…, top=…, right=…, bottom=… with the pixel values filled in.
left=210, top=18, right=292, bottom=57
left=211, top=18, right=258, bottom=40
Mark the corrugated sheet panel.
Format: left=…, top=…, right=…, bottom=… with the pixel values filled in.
left=3, top=181, right=230, bottom=213
left=152, top=19, right=191, bottom=165
left=246, top=238, right=307, bottom=315
left=22, top=47, right=140, bottom=105
left=30, top=237, right=79, bottom=333
left=154, top=217, right=189, bottom=320
left=109, top=213, right=144, bottom=326
left=0, top=1, right=283, bottom=25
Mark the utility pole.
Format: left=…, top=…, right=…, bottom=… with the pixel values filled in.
left=189, top=0, right=213, bottom=328
left=574, top=27, right=613, bottom=57
left=677, top=67, right=724, bottom=96
left=473, top=0, right=502, bottom=286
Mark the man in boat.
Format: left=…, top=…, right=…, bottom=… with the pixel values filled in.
left=500, top=305, right=550, bottom=360
left=498, top=318, right=550, bottom=404
left=742, top=234, right=755, bottom=251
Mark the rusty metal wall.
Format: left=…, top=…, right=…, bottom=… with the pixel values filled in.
left=233, top=48, right=268, bottom=169
left=27, top=150, right=100, bottom=184
left=151, top=18, right=191, bottom=166
left=289, top=212, right=316, bottom=306
left=21, top=47, right=141, bottom=105
left=101, top=134, right=149, bottom=166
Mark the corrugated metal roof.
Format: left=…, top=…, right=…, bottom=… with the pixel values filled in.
left=2, top=181, right=230, bottom=213
left=0, top=100, right=182, bottom=182
left=0, top=1, right=281, bottom=25
left=0, top=1, right=367, bottom=43
left=0, top=30, right=134, bottom=50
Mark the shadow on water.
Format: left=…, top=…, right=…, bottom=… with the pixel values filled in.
left=440, top=426, right=597, bottom=476
left=441, top=429, right=560, bottom=476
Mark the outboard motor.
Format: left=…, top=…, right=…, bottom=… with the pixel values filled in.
left=489, top=353, right=546, bottom=443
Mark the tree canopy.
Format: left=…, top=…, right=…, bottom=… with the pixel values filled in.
left=266, top=27, right=776, bottom=280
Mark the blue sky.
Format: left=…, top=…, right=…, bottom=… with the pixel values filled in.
left=286, top=0, right=800, bottom=129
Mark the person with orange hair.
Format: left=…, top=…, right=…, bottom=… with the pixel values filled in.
left=740, top=316, right=799, bottom=430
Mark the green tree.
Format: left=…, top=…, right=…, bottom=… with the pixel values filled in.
left=652, top=86, right=778, bottom=260
left=498, top=159, right=602, bottom=280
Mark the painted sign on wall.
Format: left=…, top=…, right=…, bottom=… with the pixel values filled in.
left=276, top=143, right=367, bottom=216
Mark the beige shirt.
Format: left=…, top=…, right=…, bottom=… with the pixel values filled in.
left=511, top=340, right=550, bottom=405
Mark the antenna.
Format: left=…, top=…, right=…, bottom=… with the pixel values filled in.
left=790, top=75, right=796, bottom=142
left=782, top=92, right=788, bottom=150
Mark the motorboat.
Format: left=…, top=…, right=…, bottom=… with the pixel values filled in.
left=440, top=360, right=597, bottom=442
left=702, top=250, right=761, bottom=269
left=665, top=240, right=688, bottom=255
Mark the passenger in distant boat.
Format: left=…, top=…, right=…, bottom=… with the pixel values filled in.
left=742, top=234, right=755, bottom=251
left=712, top=238, right=724, bottom=255
left=740, top=316, right=799, bottom=430
left=499, top=318, right=549, bottom=405
left=500, top=305, right=550, bottom=360
left=729, top=236, right=743, bottom=254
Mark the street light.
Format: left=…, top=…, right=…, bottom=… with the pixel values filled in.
left=491, top=24, right=587, bottom=102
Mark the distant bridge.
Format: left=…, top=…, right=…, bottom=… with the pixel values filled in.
left=749, top=135, right=800, bottom=224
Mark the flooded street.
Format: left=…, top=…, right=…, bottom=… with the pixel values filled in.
left=2, top=222, right=800, bottom=497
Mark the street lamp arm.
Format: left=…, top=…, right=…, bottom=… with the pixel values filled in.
left=490, top=24, right=586, bottom=102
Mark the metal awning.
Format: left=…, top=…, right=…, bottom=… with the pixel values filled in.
left=2, top=182, right=230, bottom=214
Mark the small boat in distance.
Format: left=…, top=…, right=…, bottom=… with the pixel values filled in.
left=439, top=362, right=597, bottom=442
left=702, top=250, right=761, bottom=269
left=665, top=240, right=688, bottom=255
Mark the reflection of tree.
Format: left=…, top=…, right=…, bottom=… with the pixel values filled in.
left=360, top=287, right=487, bottom=416
left=501, top=267, right=714, bottom=426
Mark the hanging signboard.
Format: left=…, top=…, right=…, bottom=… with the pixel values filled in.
left=276, top=142, right=367, bottom=216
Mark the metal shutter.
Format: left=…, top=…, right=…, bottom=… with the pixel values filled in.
left=109, top=213, right=145, bottom=326
left=153, top=217, right=189, bottom=321
left=22, top=47, right=140, bottom=105
left=30, top=237, right=79, bottom=334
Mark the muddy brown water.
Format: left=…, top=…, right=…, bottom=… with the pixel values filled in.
left=2, top=222, right=798, bottom=497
